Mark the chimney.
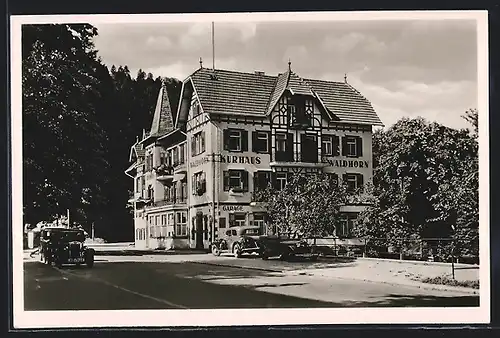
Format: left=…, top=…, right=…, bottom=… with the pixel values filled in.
left=255, top=71, right=265, bottom=75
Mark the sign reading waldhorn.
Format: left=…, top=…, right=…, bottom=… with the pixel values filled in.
left=321, top=158, right=370, bottom=168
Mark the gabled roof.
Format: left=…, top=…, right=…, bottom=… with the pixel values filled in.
left=128, top=140, right=145, bottom=163
left=149, top=79, right=175, bottom=137
left=178, top=67, right=383, bottom=126
left=305, top=79, right=382, bottom=126
left=190, top=68, right=277, bottom=115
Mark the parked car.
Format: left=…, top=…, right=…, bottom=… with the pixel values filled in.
left=39, top=227, right=95, bottom=268
left=211, top=225, right=261, bottom=258
left=258, top=236, right=319, bottom=261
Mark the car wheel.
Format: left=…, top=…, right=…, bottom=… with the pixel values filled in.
left=233, top=244, right=242, bottom=258
left=211, top=244, right=221, bottom=257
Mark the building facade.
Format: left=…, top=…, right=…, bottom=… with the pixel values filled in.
left=126, top=65, right=383, bottom=250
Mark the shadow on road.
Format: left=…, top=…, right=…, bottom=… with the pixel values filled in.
left=357, top=294, right=480, bottom=307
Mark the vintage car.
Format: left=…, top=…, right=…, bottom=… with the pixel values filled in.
left=211, top=225, right=262, bottom=258
left=258, top=235, right=319, bottom=261
left=39, top=227, right=95, bottom=268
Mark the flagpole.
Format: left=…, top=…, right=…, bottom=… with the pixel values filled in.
left=212, top=21, right=215, bottom=70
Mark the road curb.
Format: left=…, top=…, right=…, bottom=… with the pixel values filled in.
left=286, top=270, right=479, bottom=295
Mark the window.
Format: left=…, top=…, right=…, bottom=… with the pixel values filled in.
left=343, top=173, right=364, bottom=192
left=254, top=171, right=271, bottom=191
left=175, top=211, right=188, bottom=237
left=135, top=178, right=140, bottom=193
left=160, top=151, right=167, bottom=166
left=179, top=144, right=185, bottom=164
left=274, top=133, right=294, bottom=161
left=172, top=147, right=179, bottom=166
left=290, top=96, right=313, bottom=127
left=252, top=131, right=270, bottom=153
left=275, top=133, right=287, bottom=152
left=161, top=214, right=167, bottom=226
left=219, top=217, right=226, bottom=229
left=223, top=170, right=249, bottom=192
left=224, top=129, right=248, bottom=152
left=231, top=229, right=237, bottom=236
left=167, top=213, right=175, bottom=226
left=164, top=185, right=171, bottom=201
left=192, top=171, right=206, bottom=195
left=276, top=172, right=288, bottom=190
left=234, top=214, right=246, bottom=227
left=253, top=213, right=266, bottom=234
left=338, top=213, right=358, bottom=237
left=342, top=136, right=363, bottom=158
left=277, top=96, right=290, bottom=126
left=191, top=131, right=205, bottom=156
left=180, top=181, right=187, bottom=202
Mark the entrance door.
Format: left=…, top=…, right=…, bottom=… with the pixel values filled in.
left=195, top=212, right=204, bottom=249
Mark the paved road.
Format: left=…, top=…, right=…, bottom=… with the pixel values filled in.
left=24, top=259, right=479, bottom=310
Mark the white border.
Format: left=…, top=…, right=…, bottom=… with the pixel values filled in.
left=11, top=10, right=490, bottom=328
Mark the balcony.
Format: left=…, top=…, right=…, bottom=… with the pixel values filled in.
left=173, top=160, right=187, bottom=174
left=147, top=197, right=187, bottom=209
left=270, top=151, right=326, bottom=169
left=154, top=164, right=174, bottom=181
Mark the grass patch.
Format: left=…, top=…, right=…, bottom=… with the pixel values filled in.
left=417, top=276, right=479, bottom=289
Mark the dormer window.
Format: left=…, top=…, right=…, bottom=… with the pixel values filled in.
left=290, top=96, right=313, bottom=128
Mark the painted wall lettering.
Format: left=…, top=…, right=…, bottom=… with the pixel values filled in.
left=222, top=205, right=244, bottom=212
left=321, top=158, right=369, bottom=168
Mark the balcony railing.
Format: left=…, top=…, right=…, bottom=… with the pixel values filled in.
left=148, top=197, right=187, bottom=208
left=154, top=164, right=174, bottom=181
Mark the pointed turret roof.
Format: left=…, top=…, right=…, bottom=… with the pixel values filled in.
left=149, top=78, right=175, bottom=137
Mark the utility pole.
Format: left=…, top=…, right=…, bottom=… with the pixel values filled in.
left=92, top=222, right=95, bottom=240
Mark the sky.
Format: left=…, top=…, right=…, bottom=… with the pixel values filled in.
left=92, top=19, right=478, bottom=130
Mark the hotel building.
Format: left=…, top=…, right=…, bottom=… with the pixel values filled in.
left=126, top=64, right=383, bottom=250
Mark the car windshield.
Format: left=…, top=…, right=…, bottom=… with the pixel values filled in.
left=59, top=231, right=85, bottom=242
left=243, top=228, right=260, bottom=235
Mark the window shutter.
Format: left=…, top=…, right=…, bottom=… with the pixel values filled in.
left=229, top=213, right=235, bottom=227
left=241, top=130, right=248, bottom=151
left=191, top=136, right=196, bottom=156
left=242, top=170, right=249, bottom=192
left=267, top=131, right=272, bottom=153
left=201, top=131, right=206, bottom=153
left=341, top=136, right=348, bottom=156
left=357, top=174, right=364, bottom=191
left=253, top=172, right=258, bottom=191
left=287, top=133, right=294, bottom=159
left=252, top=131, right=257, bottom=152
left=333, top=135, right=340, bottom=156
left=192, top=175, right=196, bottom=195
left=356, top=136, right=363, bottom=158
left=223, top=129, right=230, bottom=150
left=223, top=171, right=229, bottom=191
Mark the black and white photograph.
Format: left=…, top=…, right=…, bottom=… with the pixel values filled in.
left=11, top=11, right=489, bottom=328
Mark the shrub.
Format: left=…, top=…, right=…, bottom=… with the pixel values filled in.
left=418, top=276, right=479, bottom=289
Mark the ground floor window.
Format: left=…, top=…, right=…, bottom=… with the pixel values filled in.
left=229, top=213, right=246, bottom=227
left=253, top=213, right=266, bottom=234
left=338, top=213, right=359, bottom=237
left=176, top=211, right=188, bottom=236
left=136, top=228, right=147, bottom=241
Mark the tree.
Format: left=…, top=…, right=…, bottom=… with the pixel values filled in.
left=353, top=114, right=479, bottom=258
left=22, top=24, right=110, bottom=225
left=254, top=172, right=349, bottom=238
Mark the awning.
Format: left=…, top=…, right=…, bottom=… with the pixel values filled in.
left=173, top=173, right=186, bottom=182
